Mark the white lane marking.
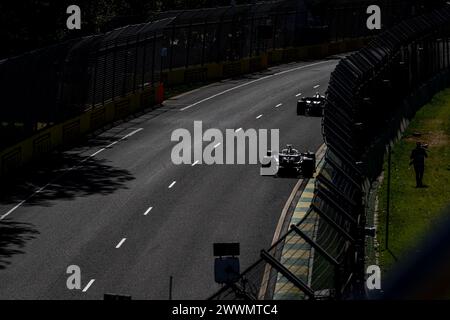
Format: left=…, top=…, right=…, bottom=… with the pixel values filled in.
left=105, top=128, right=144, bottom=149
left=256, top=114, right=263, bottom=119
left=144, top=207, right=153, bottom=216
left=0, top=128, right=144, bottom=221
left=168, top=181, right=177, bottom=189
left=213, top=143, right=221, bottom=149
left=275, top=103, right=283, bottom=108
left=180, top=60, right=331, bottom=111
left=235, top=128, right=242, bottom=133
left=90, top=148, right=105, bottom=157
left=1, top=201, right=27, bottom=220
left=296, top=93, right=302, bottom=97
left=82, top=279, right=95, bottom=292
left=313, top=85, right=320, bottom=89
left=116, top=238, right=127, bottom=249
left=192, top=160, right=200, bottom=167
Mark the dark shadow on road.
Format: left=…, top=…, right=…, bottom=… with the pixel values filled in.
left=0, top=151, right=135, bottom=208
left=0, top=102, right=180, bottom=209
left=275, top=169, right=312, bottom=180
left=0, top=220, right=39, bottom=270
left=67, top=106, right=173, bottom=152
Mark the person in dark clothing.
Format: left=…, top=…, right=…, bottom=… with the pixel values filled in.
left=410, top=142, right=428, bottom=187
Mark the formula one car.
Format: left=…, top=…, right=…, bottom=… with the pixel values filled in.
left=278, top=145, right=316, bottom=177
left=261, top=145, right=316, bottom=178
left=297, top=92, right=326, bottom=116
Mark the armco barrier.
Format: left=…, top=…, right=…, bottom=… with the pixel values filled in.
left=210, top=4, right=450, bottom=300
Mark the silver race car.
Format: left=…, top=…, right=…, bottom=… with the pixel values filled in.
left=297, top=92, right=326, bottom=116
left=262, top=145, right=316, bottom=178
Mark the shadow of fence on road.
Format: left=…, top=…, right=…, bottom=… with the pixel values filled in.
left=0, top=151, right=135, bottom=208
left=0, top=220, right=39, bottom=270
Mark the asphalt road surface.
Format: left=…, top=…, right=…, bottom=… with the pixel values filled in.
left=0, top=57, right=339, bottom=299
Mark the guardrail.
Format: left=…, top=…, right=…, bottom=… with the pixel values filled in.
left=210, top=3, right=450, bottom=300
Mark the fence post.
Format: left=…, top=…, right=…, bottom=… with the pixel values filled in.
left=385, top=144, right=391, bottom=250
left=249, top=12, right=255, bottom=58
left=152, top=33, right=157, bottom=86
left=112, top=39, right=117, bottom=101
left=102, top=50, right=107, bottom=105
left=141, top=35, right=147, bottom=90
left=92, top=53, right=98, bottom=107
left=185, top=21, right=192, bottom=68
left=133, top=34, right=140, bottom=93
left=201, top=19, right=208, bottom=66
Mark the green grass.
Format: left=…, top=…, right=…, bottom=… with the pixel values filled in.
left=377, top=88, right=450, bottom=272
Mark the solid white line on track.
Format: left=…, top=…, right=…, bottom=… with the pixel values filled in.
left=105, top=128, right=143, bottom=149
left=144, top=207, right=153, bottom=216
left=116, top=238, right=127, bottom=249
left=89, top=128, right=144, bottom=158
left=90, top=148, right=105, bottom=157
left=1, top=201, right=27, bottom=220
left=82, top=279, right=95, bottom=292
left=0, top=128, right=144, bottom=221
left=180, top=60, right=331, bottom=111
left=168, top=181, right=177, bottom=189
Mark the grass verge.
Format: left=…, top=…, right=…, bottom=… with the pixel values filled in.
left=377, top=88, right=450, bottom=272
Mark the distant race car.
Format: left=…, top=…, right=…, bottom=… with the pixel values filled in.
left=261, top=145, right=316, bottom=178
left=297, top=92, right=326, bottom=116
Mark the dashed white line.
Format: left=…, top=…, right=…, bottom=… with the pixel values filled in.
left=295, top=93, right=302, bottom=97
left=144, top=207, right=153, bottom=216
left=82, top=279, right=95, bottom=292
left=275, top=103, right=283, bottom=108
left=192, top=160, right=200, bottom=166
left=213, top=142, right=221, bottom=149
left=116, top=238, right=127, bottom=249
left=313, top=85, right=320, bottom=89
left=0, top=128, right=144, bottom=221
left=168, top=181, right=177, bottom=189
left=256, top=114, right=263, bottom=119
left=180, top=60, right=331, bottom=111
left=235, top=128, right=242, bottom=133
